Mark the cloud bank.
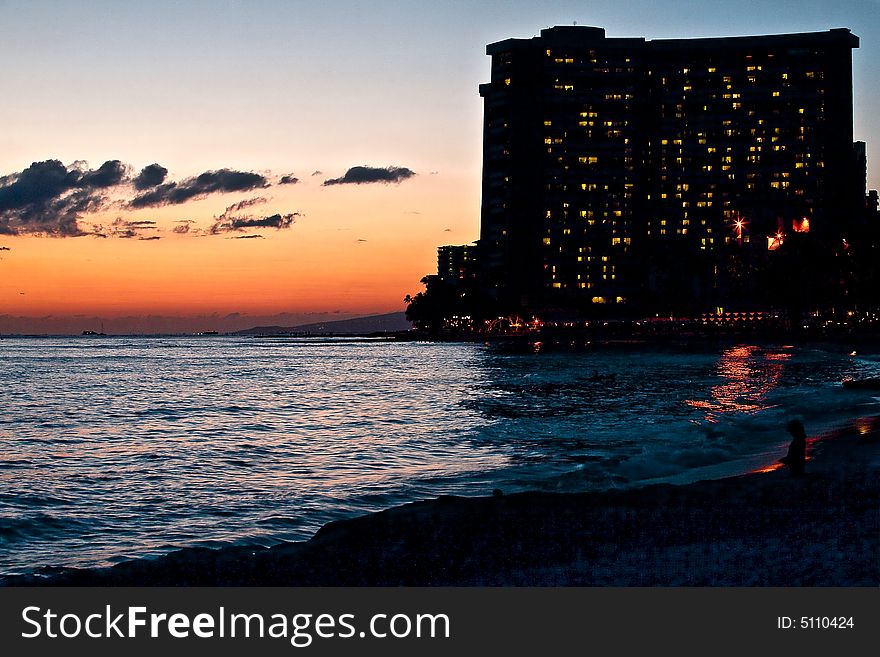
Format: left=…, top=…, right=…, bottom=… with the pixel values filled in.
left=2, top=157, right=405, bottom=239
left=0, top=159, right=125, bottom=236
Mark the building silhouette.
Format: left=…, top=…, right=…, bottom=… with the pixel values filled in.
left=437, top=243, right=479, bottom=286
left=476, top=26, right=863, bottom=316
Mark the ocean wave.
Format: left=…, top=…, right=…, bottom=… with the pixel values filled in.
left=1, top=337, right=875, bottom=575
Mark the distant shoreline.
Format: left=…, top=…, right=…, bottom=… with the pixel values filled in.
left=7, top=416, right=878, bottom=587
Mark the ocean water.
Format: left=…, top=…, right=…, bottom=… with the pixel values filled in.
left=1, top=336, right=879, bottom=576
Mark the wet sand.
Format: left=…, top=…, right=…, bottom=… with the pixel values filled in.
left=5, top=420, right=878, bottom=586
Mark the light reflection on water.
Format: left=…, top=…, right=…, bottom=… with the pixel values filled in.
left=685, top=345, right=791, bottom=422
left=0, top=336, right=878, bottom=575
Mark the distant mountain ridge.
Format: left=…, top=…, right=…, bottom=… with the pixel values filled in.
left=235, top=312, right=411, bottom=336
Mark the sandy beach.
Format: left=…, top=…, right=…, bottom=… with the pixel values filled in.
left=4, top=418, right=878, bottom=587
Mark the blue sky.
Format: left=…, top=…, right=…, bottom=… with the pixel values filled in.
left=1, top=0, right=877, bottom=185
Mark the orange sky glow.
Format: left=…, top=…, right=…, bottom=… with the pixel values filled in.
left=0, top=170, right=480, bottom=329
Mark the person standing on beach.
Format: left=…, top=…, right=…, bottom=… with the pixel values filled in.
left=780, top=420, right=807, bottom=475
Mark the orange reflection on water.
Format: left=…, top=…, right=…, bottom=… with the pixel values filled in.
left=855, top=417, right=875, bottom=436
left=753, top=462, right=784, bottom=474
left=686, top=345, right=790, bottom=423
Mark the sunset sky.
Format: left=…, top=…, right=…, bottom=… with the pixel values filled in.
left=1, top=0, right=878, bottom=333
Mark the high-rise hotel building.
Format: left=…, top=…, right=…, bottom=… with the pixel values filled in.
left=478, top=26, right=861, bottom=313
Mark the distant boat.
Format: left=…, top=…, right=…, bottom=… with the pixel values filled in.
left=82, top=321, right=106, bottom=336
left=842, top=378, right=880, bottom=390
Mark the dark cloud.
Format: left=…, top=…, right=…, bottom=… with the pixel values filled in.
left=356, top=238, right=368, bottom=242
left=230, top=234, right=264, bottom=239
left=80, top=160, right=127, bottom=188
left=0, top=160, right=81, bottom=209
left=311, top=170, right=323, bottom=176
left=133, top=163, right=168, bottom=190
left=0, top=246, right=10, bottom=251
left=171, top=219, right=195, bottom=235
left=101, top=217, right=159, bottom=239
left=208, top=199, right=301, bottom=234
left=225, top=197, right=267, bottom=213
left=129, top=169, right=269, bottom=208
left=323, top=165, right=416, bottom=186
left=0, top=159, right=127, bottom=236
left=443, top=228, right=452, bottom=232
left=279, top=174, right=299, bottom=185
left=227, top=213, right=298, bottom=231
left=138, top=236, right=161, bottom=241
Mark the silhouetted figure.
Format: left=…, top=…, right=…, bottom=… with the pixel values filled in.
left=779, top=420, right=806, bottom=475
